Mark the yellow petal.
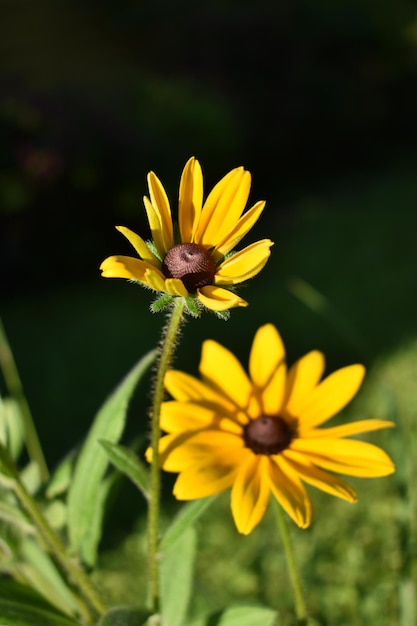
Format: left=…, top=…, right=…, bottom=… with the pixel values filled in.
left=268, top=456, right=313, bottom=528
left=297, top=364, right=366, bottom=428
left=197, top=285, right=248, bottom=311
left=174, top=459, right=240, bottom=500
left=164, top=370, right=238, bottom=413
left=249, top=324, right=286, bottom=388
left=284, top=351, right=326, bottom=416
left=214, top=200, right=267, bottom=258
left=214, top=240, right=273, bottom=285
left=178, top=157, right=203, bottom=242
left=144, top=267, right=169, bottom=291
left=199, top=339, right=252, bottom=409
left=100, top=255, right=151, bottom=281
left=291, top=438, right=395, bottom=477
left=147, top=171, right=174, bottom=252
left=195, top=168, right=251, bottom=248
left=115, top=226, right=159, bottom=264
left=301, top=419, right=395, bottom=439
left=261, top=364, right=287, bottom=415
left=160, top=401, right=242, bottom=435
left=164, top=278, right=188, bottom=296
left=282, top=450, right=358, bottom=502
left=143, top=196, right=166, bottom=257
left=231, top=455, right=271, bottom=534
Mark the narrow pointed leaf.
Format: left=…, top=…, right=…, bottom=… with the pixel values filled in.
left=160, top=526, right=196, bottom=626
left=0, top=579, right=80, bottom=626
left=67, top=350, right=157, bottom=562
left=161, top=494, right=218, bottom=551
left=99, top=439, right=149, bottom=499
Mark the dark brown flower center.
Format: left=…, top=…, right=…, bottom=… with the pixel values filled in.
left=162, top=243, right=217, bottom=293
left=243, top=415, right=293, bottom=455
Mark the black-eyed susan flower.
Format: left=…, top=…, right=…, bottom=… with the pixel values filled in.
left=100, top=158, right=273, bottom=317
left=154, top=324, right=395, bottom=534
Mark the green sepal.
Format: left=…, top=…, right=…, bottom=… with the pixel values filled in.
left=150, top=293, right=175, bottom=313
left=213, top=309, right=230, bottom=321
left=184, top=295, right=201, bottom=318
left=146, top=240, right=162, bottom=263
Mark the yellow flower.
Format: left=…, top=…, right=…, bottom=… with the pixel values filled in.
left=155, top=324, right=395, bottom=534
left=100, top=157, right=273, bottom=316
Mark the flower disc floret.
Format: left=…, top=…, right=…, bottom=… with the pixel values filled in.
left=99, top=157, right=273, bottom=315
left=151, top=324, right=396, bottom=534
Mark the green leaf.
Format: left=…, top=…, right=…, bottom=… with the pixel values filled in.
left=99, top=439, right=149, bottom=500
left=0, top=500, right=35, bottom=535
left=98, top=606, right=153, bottom=626
left=18, top=538, right=80, bottom=617
left=0, top=396, right=25, bottom=460
left=160, top=526, right=196, bottom=626
left=67, top=349, right=157, bottom=565
left=0, top=579, right=80, bottom=626
left=187, top=605, right=277, bottom=626
left=45, top=451, right=76, bottom=499
left=160, top=495, right=218, bottom=551
left=0, top=439, right=19, bottom=478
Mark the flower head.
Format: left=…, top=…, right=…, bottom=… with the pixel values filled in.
left=154, top=324, right=395, bottom=534
left=100, top=158, right=273, bottom=317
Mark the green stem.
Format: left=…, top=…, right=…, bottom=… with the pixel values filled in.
left=0, top=317, right=49, bottom=482
left=10, top=466, right=107, bottom=621
left=147, top=298, right=185, bottom=613
left=274, top=501, right=308, bottom=625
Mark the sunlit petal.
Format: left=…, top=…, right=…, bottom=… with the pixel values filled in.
left=214, top=200, right=267, bottom=258
left=268, top=456, right=313, bottom=528
left=147, top=171, right=174, bottom=252
left=298, top=364, right=366, bottom=428
left=197, top=286, right=248, bottom=311
left=284, top=350, right=326, bottom=415
left=249, top=324, right=286, bottom=388
left=200, top=339, right=252, bottom=408
left=231, top=455, right=271, bottom=534
left=165, top=370, right=238, bottom=413
left=100, top=255, right=154, bottom=282
left=292, top=438, right=395, bottom=477
left=161, top=401, right=242, bottom=434
left=178, top=157, right=203, bottom=242
left=215, top=240, right=274, bottom=285
left=301, top=419, right=395, bottom=439
left=282, top=449, right=358, bottom=501
left=195, top=168, right=250, bottom=247
left=164, top=278, right=188, bottom=296
left=116, top=226, right=159, bottom=264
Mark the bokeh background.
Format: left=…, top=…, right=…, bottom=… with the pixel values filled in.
left=1, top=1, right=417, bottom=624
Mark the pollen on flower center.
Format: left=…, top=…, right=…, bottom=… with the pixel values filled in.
left=162, top=243, right=217, bottom=293
left=244, top=415, right=293, bottom=455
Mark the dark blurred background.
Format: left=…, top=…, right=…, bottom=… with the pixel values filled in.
left=1, top=0, right=417, bottom=473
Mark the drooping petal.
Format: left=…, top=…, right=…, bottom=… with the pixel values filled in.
left=268, top=456, right=313, bottom=528
left=174, top=458, right=240, bottom=500
left=115, top=226, right=160, bottom=264
left=100, top=255, right=158, bottom=282
left=214, top=240, right=274, bottom=285
left=291, top=437, right=395, bottom=477
left=249, top=324, right=286, bottom=388
left=301, top=419, right=395, bottom=439
left=159, top=429, right=244, bottom=472
left=195, top=168, right=251, bottom=248
left=147, top=171, right=174, bottom=252
left=213, top=200, right=267, bottom=258
left=164, top=278, right=188, bottom=296
left=284, top=350, right=326, bottom=416
left=165, top=370, right=238, bottom=413
left=178, top=157, right=203, bottom=242
left=282, top=449, right=358, bottom=502
left=199, top=339, right=252, bottom=408
left=297, top=364, right=366, bottom=428
left=231, top=455, right=271, bottom=534
left=197, top=286, right=248, bottom=311
left=160, top=401, right=242, bottom=435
